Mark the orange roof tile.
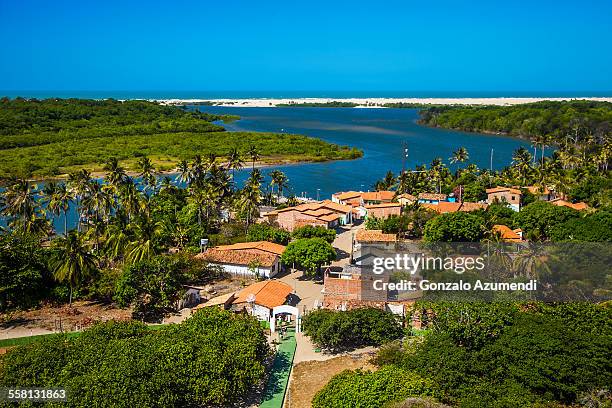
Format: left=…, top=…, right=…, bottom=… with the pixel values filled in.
left=196, top=249, right=278, bottom=267
left=318, top=213, right=340, bottom=222
left=213, top=241, right=286, bottom=256
left=492, top=225, right=523, bottom=241
left=356, top=229, right=397, bottom=243
left=362, top=191, right=395, bottom=202
left=334, top=191, right=362, bottom=200
left=486, top=186, right=522, bottom=195
left=234, top=280, right=293, bottom=309
left=364, top=202, right=402, bottom=209
left=550, top=199, right=588, bottom=211
left=397, top=193, right=417, bottom=201
left=422, top=202, right=461, bottom=213
left=459, top=202, right=488, bottom=212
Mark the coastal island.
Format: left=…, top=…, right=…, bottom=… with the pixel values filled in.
left=0, top=98, right=363, bottom=179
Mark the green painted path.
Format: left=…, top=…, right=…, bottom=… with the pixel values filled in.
left=259, top=328, right=297, bottom=408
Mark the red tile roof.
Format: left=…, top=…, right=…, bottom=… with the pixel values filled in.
left=196, top=249, right=278, bottom=267
left=356, top=229, right=397, bottom=243
left=550, top=199, right=588, bottom=211
left=362, top=191, right=395, bottom=202
left=492, top=225, right=523, bottom=241
left=234, top=280, right=293, bottom=309
left=364, top=202, right=402, bottom=209
left=212, top=241, right=286, bottom=256
left=486, top=186, right=522, bottom=195
left=418, top=193, right=448, bottom=201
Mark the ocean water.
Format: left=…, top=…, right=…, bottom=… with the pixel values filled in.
left=2, top=107, right=533, bottom=231
left=1, top=90, right=611, bottom=99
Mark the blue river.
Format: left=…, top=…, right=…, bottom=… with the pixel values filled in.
left=198, top=106, right=531, bottom=198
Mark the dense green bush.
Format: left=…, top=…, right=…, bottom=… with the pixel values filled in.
left=291, top=225, right=336, bottom=243
left=423, top=212, right=485, bottom=242
left=514, top=201, right=580, bottom=241
left=0, top=232, right=53, bottom=311
left=281, top=237, right=336, bottom=275
left=398, top=302, right=612, bottom=407
left=550, top=208, right=612, bottom=241
left=0, top=308, right=269, bottom=407
left=312, top=366, right=436, bottom=408
left=247, top=223, right=291, bottom=245
left=114, top=255, right=213, bottom=321
left=302, top=308, right=404, bottom=351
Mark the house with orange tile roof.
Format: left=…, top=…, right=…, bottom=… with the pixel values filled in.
left=525, top=185, right=556, bottom=201
left=417, top=192, right=450, bottom=205
left=195, top=241, right=286, bottom=278
left=331, top=191, right=363, bottom=207
left=261, top=200, right=352, bottom=231
left=355, top=229, right=397, bottom=250
left=492, top=225, right=524, bottom=242
left=364, top=202, right=402, bottom=219
left=486, top=187, right=522, bottom=211
left=231, top=280, right=298, bottom=327
left=362, top=190, right=395, bottom=205
left=550, top=199, right=589, bottom=211
left=422, top=201, right=488, bottom=214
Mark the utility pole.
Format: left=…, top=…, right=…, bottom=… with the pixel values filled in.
left=490, top=148, right=494, bottom=172
left=402, top=141, right=409, bottom=174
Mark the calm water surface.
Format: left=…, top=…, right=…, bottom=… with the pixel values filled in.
left=198, top=107, right=531, bottom=198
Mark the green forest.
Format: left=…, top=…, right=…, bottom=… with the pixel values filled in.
left=312, top=302, right=611, bottom=408
left=0, top=98, right=362, bottom=178
left=418, top=100, right=612, bottom=143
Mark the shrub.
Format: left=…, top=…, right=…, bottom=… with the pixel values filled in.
left=247, top=223, right=291, bottom=245
left=291, top=225, right=336, bottom=243
left=312, top=366, right=436, bottom=408
left=423, top=212, right=485, bottom=242
left=302, top=308, right=403, bottom=351
left=0, top=308, right=269, bottom=407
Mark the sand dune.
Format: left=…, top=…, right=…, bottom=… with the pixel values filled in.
left=156, top=96, right=612, bottom=107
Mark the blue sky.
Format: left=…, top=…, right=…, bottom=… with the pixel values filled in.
left=1, top=0, right=611, bottom=93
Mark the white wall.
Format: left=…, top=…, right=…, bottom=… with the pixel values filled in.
left=214, top=262, right=278, bottom=278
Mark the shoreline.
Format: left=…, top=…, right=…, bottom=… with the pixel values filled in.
left=155, top=96, right=612, bottom=107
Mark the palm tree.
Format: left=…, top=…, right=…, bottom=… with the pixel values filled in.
left=247, top=145, right=260, bottom=170
left=374, top=171, right=396, bottom=191
left=104, top=219, right=130, bottom=261
left=51, top=231, right=98, bottom=305
left=269, top=170, right=289, bottom=198
left=137, top=156, right=157, bottom=192
left=236, top=184, right=261, bottom=228
left=226, top=147, right=244, bottom=179
left=53, top=183, right=74, bottom=235
left=511, top=147, right=533, bottom=185
left=103, top=157, right=127, bottom=189
left=450, top=147, right=469, bottom=171
left=1, top=179, right=39, bottom=231
left=177, top=160, right=191, bottom=185
left=68, top=169, right=93, bottom=232
left=126, top=215, right=160, bottom=263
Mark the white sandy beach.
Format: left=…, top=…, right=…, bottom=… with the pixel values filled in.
left=156, top=96, right=612, bottom=107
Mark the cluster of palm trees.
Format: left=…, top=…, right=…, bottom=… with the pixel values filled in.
left=374, top=137, right=609, bottom=205
left=1, top=147, right=292, bottom=304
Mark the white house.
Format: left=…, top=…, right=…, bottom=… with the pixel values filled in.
left=231, top=280, right=300, bottom=332
left=195, top=241, right=286, bottom=278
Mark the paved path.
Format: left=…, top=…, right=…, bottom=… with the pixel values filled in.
left=260, top=328, right=297, bottom=408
